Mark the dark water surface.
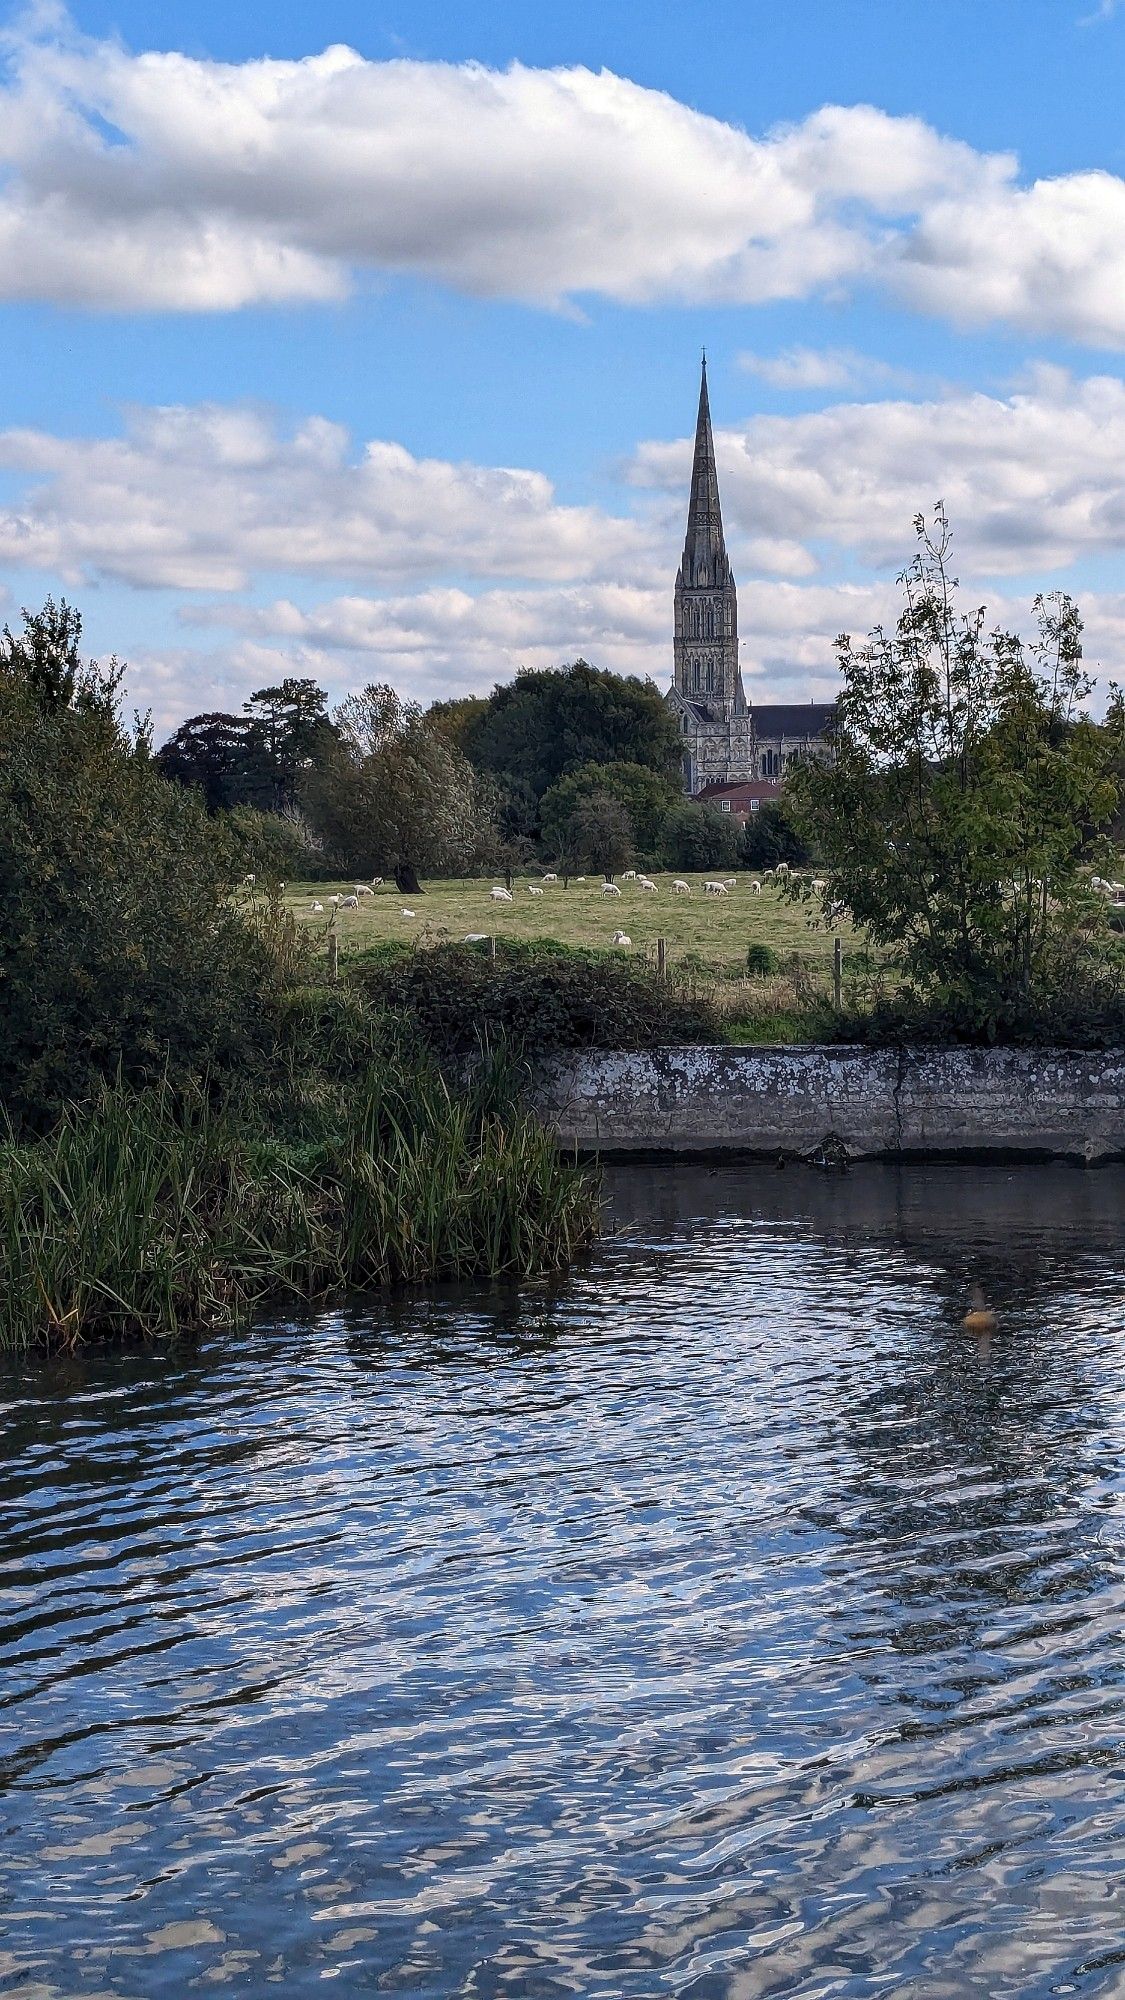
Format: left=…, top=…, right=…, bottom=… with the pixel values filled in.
left=4, top=1163, right=1125, bottom=1998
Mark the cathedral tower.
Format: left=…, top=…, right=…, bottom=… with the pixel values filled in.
left=673, top=355, right=745, bottom=714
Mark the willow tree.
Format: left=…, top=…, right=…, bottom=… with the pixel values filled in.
left=787, top=508, right=1118, bottom=1030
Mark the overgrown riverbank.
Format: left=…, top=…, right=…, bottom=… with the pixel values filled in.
left=0, top=1019, right=599, bottom=1351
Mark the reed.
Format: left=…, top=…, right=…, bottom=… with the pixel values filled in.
left=0, top=1048, right=599, bottom=1350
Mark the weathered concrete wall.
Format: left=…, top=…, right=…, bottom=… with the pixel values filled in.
left=532, top=1045, right=1125, bottom=1161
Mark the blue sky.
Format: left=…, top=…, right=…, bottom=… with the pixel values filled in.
left=3, top=0, right=1125, bottom=733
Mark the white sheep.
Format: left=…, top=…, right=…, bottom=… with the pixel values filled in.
left=310, top=900, right=324, bottom=913
left=811, top=879, right=827, bottom=895
left=371, top=876, right=384, bottom=887
left=611, top=930, right=632, bottom=946
left=749, top=880, right=761, bottom=896
left=602, top=881, right=622, bottom=896
left=490, top=886, right=513, bottom=901
left=638, top=877, right=657, bottom=892
left=527, top=884, right=544, bottom=896
left=672, top=879, right=690, bottom=894
left=463, top=933, right=489, bottom=942
left=542, top=872, right=558, bottom=883
left=401, top=908, right=416, bottom=919
left=621, top=870, right=637, bottom=881
left=340, top=894, right=359, bottom=909
left=776, top=862, right=791, bottom=877
left=575, top=876, right=586, bottom=882
left=724, top=878, right=737, bottom=889
left=355, top=884, right=374, bottom=897
left=328, top=894, right=343, bottom=906
left=704, top=881, right=728, bottom=896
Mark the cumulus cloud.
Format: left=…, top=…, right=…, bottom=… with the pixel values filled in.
left=0, top=7, right=1108, bottom=345
left=633, top=367, right=1125, bottom=573
left=0, top=403, right=650, bottom=590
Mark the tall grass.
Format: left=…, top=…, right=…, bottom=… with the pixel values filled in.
left=0, top=1043, right=599, bottom=1350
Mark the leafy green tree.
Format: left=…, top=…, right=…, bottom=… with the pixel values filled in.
left=787, top=508, right=1118, bottom=1026
left=540, top=760, right=680, bottom=861
left=0, top=605, right=276, bottom=1127
left=659, top=801, right=742, bottom=873
left=303, top=683, right=495, bottom=889
left=242, top=678, right=335, bottom=812
left=462, top=661, right=682, bottom=806
left=568, top=792, right=634, bottom=879
left=155, top=710, right=258, bottom=811
left=739, top=800, right=812, bottom=869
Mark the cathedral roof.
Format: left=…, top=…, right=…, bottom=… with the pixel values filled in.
left=678, top=355, right=733, bottom=592
left=751, top=701, right=837, bottom=739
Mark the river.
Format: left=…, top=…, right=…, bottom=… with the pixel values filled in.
left=3, top=1162, right=1125, bottom=1997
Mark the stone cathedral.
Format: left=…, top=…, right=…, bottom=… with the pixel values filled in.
left=666, top=357, right=834, bottom=796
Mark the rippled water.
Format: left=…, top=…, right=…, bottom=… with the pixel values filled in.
left=4, top=1163, right=1125, bottom=1998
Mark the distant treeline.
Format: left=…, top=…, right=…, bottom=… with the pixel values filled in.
left=153, top=655, right=811, bottom=884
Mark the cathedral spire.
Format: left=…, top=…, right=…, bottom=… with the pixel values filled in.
left=681, top=352, right=730, bottom=589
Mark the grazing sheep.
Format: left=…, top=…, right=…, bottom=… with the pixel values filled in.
left=340, top=894, right=359, bottom=909
left=749, top=880, right=761, bottom=896
left=638, top=877, right=657, bottom=892
left=723, top=878, right=737, bottom=889
left=601, top=881, right=622, bottom=896
left=371, top=876, right=384, bottom=887
left=328, top=894, right=343, bottom=906
left=763, top=867, right=776, bottom=878
left=811, top=878, right=827, bottom=894
left=355, top=884, right=375, bottom=897
left=542, top=871, right=558, bottom=883
left=527, top=884, right=544, bottom=896
left=672, top=879, right=690, bottom=894
left=310, top=901, right=324, bottom=913
left=490, top=886, right=513, bottom=901
left=704, top=880, right=728, bottom=896
left=776, top=862, right=791, bottom=877
left=621, top=870, right=637, bottom=881
left=611, top=930, right=632, bottom=946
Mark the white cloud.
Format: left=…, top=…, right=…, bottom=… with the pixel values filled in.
left=738, top=346, right=909, bottom=392
left=633, top=367, right=1125, bottom=573
left=3, top=15, right=1125, bottom=343
left=0, top=403, right=649, bottom=590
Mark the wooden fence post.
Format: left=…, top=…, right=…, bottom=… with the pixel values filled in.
left=657, top=937, right=667, bottom=980
left=328, top=932, right=339, bottom=985
left=833, top=935, right=842, bottom=1010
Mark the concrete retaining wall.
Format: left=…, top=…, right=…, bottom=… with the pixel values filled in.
left=532, top=1045, right=1125, bottom=1161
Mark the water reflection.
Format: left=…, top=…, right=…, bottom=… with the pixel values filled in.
left=1, top=1162, right=1125, bottom=1996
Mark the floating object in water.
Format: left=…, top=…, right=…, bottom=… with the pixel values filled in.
left=962, top=1284, right=997, bottom=1333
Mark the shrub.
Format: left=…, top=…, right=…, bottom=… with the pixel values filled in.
left=746, top=943, right=778, bottom=976
left=356, top=941, right=720, bottom=1055
left=0, top=604, right=281, bottom=1128
left=660, top=801, right=742, bottom=873
left=218, top=803, right=327, bottom=881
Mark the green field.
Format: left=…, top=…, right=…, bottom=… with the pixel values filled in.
left=282, top=869, right=851, bottom=977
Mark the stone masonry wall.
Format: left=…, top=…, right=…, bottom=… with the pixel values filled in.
left=531, top=1045, right=1125, bottom=1161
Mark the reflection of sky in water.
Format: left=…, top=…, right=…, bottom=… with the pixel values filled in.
left=2, top=1162, right=1125, bottom=1997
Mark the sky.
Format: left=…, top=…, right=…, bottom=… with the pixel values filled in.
left=4, top=0, right=1125, bottom=736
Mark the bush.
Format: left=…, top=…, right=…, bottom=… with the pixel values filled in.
left=660, top=802, right=742, bottom=873
left=356, top=941, right=720, bottom=1055
left=218, top=803, right=327, bottom=881
left=739, top=802, right=811, bottom=869
left=0, top=602, right=282, bottom=1128
left=746, top=943, right=778, bottom=976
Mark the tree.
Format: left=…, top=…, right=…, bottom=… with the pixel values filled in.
left=0, top=604, right=276, bottom=1126
left=787, top=507, right=1118, bottom=1028
left=540, top=760, right=680, bottom=862
left=462, top=661, right=682, bottom=808
left=739, top=799, right=812, bottom=869
left=568, top=792, right=634, bottom=879
left=155, top=711, right=258, bottom=812
left=659, top=801, right=742, bottom=873
left=303, top=684, right=495, bottom=887
left=242, top=678, right=334, bottom=812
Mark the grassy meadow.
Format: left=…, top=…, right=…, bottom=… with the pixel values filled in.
left=282, top=869, right=853, bottom=978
